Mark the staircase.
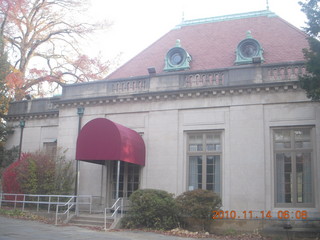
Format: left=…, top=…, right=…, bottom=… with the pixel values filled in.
left=68, top=213, right=115, bottom=229
left=68, top=198, right=125, bottom=230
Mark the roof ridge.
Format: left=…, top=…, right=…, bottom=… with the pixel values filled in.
left=176, top=10, right=277, bottom=28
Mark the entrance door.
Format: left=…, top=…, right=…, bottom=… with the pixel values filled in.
left=111, top=161, right=140, bottom=199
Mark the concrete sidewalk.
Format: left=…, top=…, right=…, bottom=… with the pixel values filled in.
left=0, top=216, right=206, bottom=240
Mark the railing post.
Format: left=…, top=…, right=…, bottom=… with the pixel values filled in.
left=55, top=205, right=59, bottom=225
left=104, top=207, right=107, bottom=230
left=121, top=198, right=124, bottom=218
left=48, top=196, right=51, bottom=213
left=22, top=195, right=25, bottom=211
left=0, top=193, right=2, bottom=208
left=75, top=196, right=79, bottom=216
left=67, top=203, right=70, bottom=220
left=37, top=195, right=40, bottom=212
left=14, top=194, right=17, bottom=209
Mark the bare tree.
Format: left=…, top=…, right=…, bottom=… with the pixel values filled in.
left=0, top=0, right=113, bottom=100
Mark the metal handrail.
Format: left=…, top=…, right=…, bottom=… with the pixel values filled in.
left=55, top=196, right=75, bottom=225
left=54, top=195, right=93, bottom=225
left=0, top=193, right=77, bottom=212
left=104, top=198, right=124, bottom=230
left=0, top=193, right=92, bottom=222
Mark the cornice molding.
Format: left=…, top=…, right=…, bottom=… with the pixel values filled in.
left=54, top=81, right=301, bottom=108
left=6, top=111, right=59, bottom=121
left=5, top=81, right=303, bottom=121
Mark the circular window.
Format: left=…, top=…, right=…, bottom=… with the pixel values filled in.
left=167, top=47, right=187, bottom=66
left=171, top=52, right=183, bottom=65
left=239, top=40, right=259, bottom=58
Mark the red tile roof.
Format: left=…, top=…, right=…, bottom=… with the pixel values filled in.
left=107, top=11, right=309, bottom=80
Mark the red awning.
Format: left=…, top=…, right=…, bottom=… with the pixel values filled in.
left=76, top=118, right=145, bottom=166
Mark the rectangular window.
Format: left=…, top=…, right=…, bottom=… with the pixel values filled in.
left=187, top=132, right=222, bottom=194
left=273, top=127, right=314, bottom=207
left=43, top=141, right=57, bottom=159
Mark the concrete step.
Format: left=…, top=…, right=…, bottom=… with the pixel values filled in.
left=68, top=214, right=114, bottom=228
left=69, top=222, right=112, bottom=229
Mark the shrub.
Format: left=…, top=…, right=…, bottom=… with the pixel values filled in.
left=122, top=189, right=178, bottom=230
left=1, top=150, right=74, bottom=195
left=17, top=151, right=56, bottom=194
left=1, top=154, right=25, bottom=196
left=175, top=189, right=221, bottom=231
left=52, top=149, right=75, bottom=195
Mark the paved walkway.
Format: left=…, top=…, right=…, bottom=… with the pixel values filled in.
left=0, top=216, right=204, bottom=240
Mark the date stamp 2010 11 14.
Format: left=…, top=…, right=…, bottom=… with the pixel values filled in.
left=212, top=210, right=308, bottom=220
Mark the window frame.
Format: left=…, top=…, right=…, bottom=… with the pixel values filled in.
left=186, top=131, right=222, bottom=194
left=43, top=141, right=57, bottom=160
left=273, top=126, right=315, bottom=208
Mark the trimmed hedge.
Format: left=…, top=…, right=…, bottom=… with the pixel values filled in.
left=122, top=189, right=178, bottom=230
left=122, top=188, right=221, bottom=231
left=175, top=189, right=221, bottom=231
left=176, top=189, right=221, bottom=219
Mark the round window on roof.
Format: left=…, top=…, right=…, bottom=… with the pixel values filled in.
left=171, top=52, right=183, bottom=65
left=167, top=47, right=187, bottom=66
left=239, top=39, right=260, bottom=58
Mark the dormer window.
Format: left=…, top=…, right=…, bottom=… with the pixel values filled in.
left=164, top=40, right=192, bottom=71
left=235, top=31, right=264, bottom=65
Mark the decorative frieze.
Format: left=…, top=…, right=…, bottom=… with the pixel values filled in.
left=181, top=71, right=225, bottom=88
left=179, top=63, right=305, bottom=90
left=264, top=64, right=306, bottom=82
left=109, top=79, right=149, bottom=94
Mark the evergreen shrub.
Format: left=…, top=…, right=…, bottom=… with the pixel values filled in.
left=175, top=189, right=221, bottom=231
left=121, top=189, right=178, bottom=230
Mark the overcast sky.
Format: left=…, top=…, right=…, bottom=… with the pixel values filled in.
left=85, top=0, right=307, bottom=69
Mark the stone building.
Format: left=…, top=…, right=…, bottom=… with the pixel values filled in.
left=5, top=10, right=320, bottom=228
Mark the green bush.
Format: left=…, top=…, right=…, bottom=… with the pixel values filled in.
left=122, top=189, right=178, bottom=230
left=175, top=189, right=221, bottom=231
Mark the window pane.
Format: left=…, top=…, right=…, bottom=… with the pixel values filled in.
left=274, top=130, right=291, bottom=150
left=206, top=144, right=214, bottom=151
left=206, top=134, right=214, bottom=151
left=206, top=155, right=220, bottom=194
left=127, top=163, right=140, bottom=198
left=296, top=152, right=312, bottom=203
left=274, top=130, right=291, bottom=142
left=189, top=156, right=202, bottom=190
left=206, top=134, right=221, bottom=151
left=189, top=144, right=203, bottom=151
left=294, top=129, right=311, bottom=149
left=275, top=142, right=291, bottom=149
left=294, top=129, right=310, bottom=141
left=189, top=135, right=203, bottom=152
left=276, top=153, right=292, bottom=203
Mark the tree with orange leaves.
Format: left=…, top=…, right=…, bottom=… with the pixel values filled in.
left=1, top=0, right=113, bottom=100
